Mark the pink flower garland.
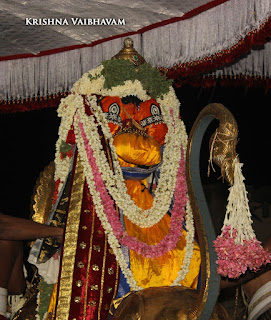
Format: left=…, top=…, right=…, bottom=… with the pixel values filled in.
left=77, top=118, right=188, bottom=259
left=213, top=225, right=271, bottom=278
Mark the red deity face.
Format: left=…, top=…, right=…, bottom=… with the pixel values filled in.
left=100, top=96, right=168, bottom=145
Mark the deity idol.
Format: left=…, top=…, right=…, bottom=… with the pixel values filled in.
left=25, top=38, right=200, bottom=320
left=25, top=38, right=270, bottom=320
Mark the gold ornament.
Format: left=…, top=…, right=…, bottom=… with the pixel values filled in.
left=112, top=38, right=145, bottom=66
left=112, top=286, right=230, bottom=320
left=77, top=261, right=84, bottom=268
left=74, top=297, right=81, bottom=303
left=31, top=161, right=55, bottom=224
left=79, top=242, right=87, bottom=249
left=76, top=280, right=83, bottom=287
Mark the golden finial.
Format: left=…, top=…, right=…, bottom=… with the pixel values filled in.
left=112, top=38, right=146, bottom=66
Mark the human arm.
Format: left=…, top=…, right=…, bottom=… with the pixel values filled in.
left=0, top=212, right=64, bottom=240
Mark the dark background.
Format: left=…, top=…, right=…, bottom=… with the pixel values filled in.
left=0, top=84, right=270, bottom=219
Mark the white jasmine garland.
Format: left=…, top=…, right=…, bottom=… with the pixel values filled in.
left=73, top=114, right=194, bottom=289
left=54, top=67, right=188, bottom=228
left=54, top=63, right=195, bottom=288
left=172, top=199, right=195, bottom=285
left=54, top=94, right=84, bottom=192
left=82, top=96, right=182, bottom=227
left=35, top=291, right=41, bottom=320
left=54, top=65, right=187, bottom=228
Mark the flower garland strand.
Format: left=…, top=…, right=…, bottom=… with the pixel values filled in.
left=76, top=93, right=184, bottom=228
left=77, top=115, right=187, bottom=258
left=213, top=159, right=271, bottom=278
left=172, top=199, right=195, bottom=286
left=54, top=93, right=82, bottom=192
left=73, top=114, right=139, bottom=290
left=73, top=114, right=195, bottom=290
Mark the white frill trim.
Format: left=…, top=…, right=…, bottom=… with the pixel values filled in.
left=208, top=41, right=271, bottom=79
left=144, top=0, right=271, bottom=67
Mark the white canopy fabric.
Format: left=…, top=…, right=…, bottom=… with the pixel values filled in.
left=0, top=0, right=270, bottom=104
left=0, top=0, right=205, bottom=56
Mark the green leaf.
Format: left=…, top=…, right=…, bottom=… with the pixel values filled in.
left=101, top=59, right=137, bottom=89
left=90, top=59, right=173, bottom=99
left=59, top=140, right=72, bottom=154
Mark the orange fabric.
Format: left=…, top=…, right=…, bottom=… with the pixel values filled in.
left=113, top=133, right=161, bottom=167
left=139, top=99, right=168, bottom=145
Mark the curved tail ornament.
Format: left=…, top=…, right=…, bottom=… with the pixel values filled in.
left=186, top=103, right=238, bottom=319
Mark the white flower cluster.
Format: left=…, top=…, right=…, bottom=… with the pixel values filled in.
left=54, top=94, right=84, bottom=191
left=172, top=200, right=195, bottom=285
left=223, top=159, right=256, bottom=244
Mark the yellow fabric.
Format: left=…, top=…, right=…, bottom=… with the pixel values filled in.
left=113, top=133, right=161, bottom=167
left=124, top=181, right=201, bottom=289
left=114, top=134, right=201, bottom=290
left=45, top=283, right=58, bottom=320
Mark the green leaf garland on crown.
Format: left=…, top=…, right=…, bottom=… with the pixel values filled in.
left=88, top=59, right=173, bottom=100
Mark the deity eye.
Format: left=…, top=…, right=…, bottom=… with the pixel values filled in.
left=105, top=102, right=122, bottom=126
left=140, top=104, right=163, bottom=128
left=150, top=104, right=161, bottom=116
left=109, top=103, right=120, bottom=115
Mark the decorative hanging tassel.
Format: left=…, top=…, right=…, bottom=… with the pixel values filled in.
left=213, top=158, right=271, bottom=278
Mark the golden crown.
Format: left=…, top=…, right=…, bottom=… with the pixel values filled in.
left=112, top=38, right=146, bottom=66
